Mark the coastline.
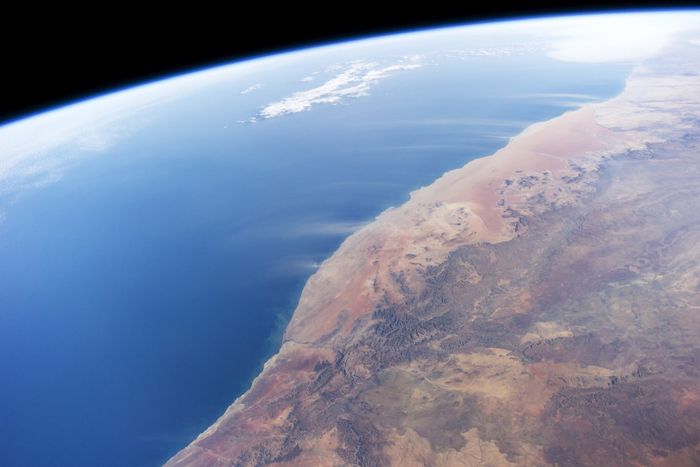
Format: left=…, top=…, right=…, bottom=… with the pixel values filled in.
left=169, top=101, right=632, bottom=467
left=167, top=37, right=700, bottom=466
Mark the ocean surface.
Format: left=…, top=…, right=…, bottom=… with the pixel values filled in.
left=0, top=45, right=632, bottom=466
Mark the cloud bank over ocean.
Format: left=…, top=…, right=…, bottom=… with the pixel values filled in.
left=255, top=58, right=422, bottom=120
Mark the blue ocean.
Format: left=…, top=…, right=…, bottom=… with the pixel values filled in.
left=0, top=46, right=632, bottom=466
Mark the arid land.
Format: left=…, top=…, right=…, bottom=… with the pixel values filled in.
left=168, top=38, right=700, bottom=466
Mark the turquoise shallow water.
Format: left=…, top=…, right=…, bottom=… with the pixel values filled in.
left=0, top=44, right=632, bottom=466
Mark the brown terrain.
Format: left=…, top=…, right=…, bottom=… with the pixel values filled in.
left=168, top=37, right=700, bottom=466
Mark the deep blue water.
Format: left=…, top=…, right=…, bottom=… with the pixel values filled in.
left=0, top=49, right=632, bottom=466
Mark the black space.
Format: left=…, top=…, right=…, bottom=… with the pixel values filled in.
left=1, top=1, right=695, bottom=124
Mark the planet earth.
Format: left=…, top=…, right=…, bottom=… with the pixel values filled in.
left=2, top=11, right=700, bottom=467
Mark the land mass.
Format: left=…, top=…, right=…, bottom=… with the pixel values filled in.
left=168, top=38, right=700, bottom=466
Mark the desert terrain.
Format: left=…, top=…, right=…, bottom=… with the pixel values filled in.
left=168, top=38, right=700, bottom=466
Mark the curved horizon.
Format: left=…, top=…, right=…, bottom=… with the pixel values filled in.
left=2, top=7, right=698, bottom=128
left=2, top=11, right=700, bottom=466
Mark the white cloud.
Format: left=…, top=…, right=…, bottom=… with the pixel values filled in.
left=418, top=12, right=700, bottom=64
left=0, top=61, right=260, bottom=201
left=240, top=83, right=262, bottom=94
left=257, top=59, right=421, bottom=119
left=445, top=44, right=542, bottom=60
left=3, top=11, right=698, bottom=208
left=0, top=98, right=151, bottom=197
left=524, top=12, right=700, bottom=62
